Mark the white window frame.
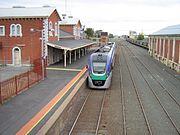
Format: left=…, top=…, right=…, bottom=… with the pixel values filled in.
left=10, top=24, right=16, bottom=37
left=0, top=25, right=5, bottom=36
left=16, top=24, right=22, bottom=37
left=10, top=24, right=22, bottom=37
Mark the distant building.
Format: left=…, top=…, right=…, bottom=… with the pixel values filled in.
left=149, top=24, right=180, bottom=72
left=59, top=14, right=82, bottom=39
left=95, top=30, right=102, bottom=38
left=129, top=31, right=137, bottom=39
left=100, top=32, right=108, bottom=45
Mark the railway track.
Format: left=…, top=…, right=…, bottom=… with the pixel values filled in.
left=122, top=42, right=180, bottom=134
left=120, top=45, right=153, bottom=135
left=126, top=40, right=180, bottom=82
left=118, top=47, right=126, bottom=135
left=124, top=41, right=180, bottom=108
left=69, top=88, right=106, bottom=135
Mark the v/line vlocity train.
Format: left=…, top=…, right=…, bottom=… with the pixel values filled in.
left=87, top=42, right=116, bottom=89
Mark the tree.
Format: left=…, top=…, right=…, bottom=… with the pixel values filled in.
left=109, top=33, right=114, bottom=38
left=85, top=28, right=94, bottom=39
left=137, top=33, right=144, bottom=40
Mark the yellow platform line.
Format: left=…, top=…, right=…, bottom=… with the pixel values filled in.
left=16, top=67, right=87, bottom=135
left=47, top=67, right=82, bottom=72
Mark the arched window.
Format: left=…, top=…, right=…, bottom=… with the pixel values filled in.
left=10, top=24, right=16, bottom=36
left=16, top=24, right=22, bottom=36
left=49, top=21, right=52, bottom=30
left=10, top=24, right=22, bottom=37
left=49, top=21, right=53, bottom=36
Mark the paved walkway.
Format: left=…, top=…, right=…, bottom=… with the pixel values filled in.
left=0, top=66, right=31, bottom=81
left=0, top=50, right=93, bottom=135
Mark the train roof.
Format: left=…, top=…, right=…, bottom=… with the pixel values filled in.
left=94, top=43, right=115, bottom=54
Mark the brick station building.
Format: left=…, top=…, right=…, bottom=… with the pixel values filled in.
left=0, top=7, right=95, bottom=68
left=0, top=6, right=61, bottom=66
left=148, top=24, right=180, bottom=72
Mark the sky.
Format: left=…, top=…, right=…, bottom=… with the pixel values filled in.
left=1, top=0, right=180, bottom=35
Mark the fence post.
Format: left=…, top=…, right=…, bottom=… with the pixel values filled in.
left=15, top=76, right=18, bottom=95
left=0, top=82, right=2, bottom=104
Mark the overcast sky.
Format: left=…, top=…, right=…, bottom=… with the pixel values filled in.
left=1, top=0, right=180, bottom=35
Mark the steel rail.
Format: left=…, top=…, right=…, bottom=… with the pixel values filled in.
left=95, top=90, right=106, bottom=135
left=118, top=45, right=127, bottom=135
left=68, top=90, right=91, bottom=135
left=125, top=42, right=180, bottom=108
left=127, top=40, right=180, bottom=81
left=124, top=44, right=180, bottom=134
left=122, top=46, right=153, bottom=135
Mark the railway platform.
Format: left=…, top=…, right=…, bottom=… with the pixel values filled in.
left=0, top=51, right=91, bottom=135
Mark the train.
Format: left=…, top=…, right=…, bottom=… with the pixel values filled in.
left=125, top=36, right=149, bottom=49
left=87, top=42, right=116, bottom=89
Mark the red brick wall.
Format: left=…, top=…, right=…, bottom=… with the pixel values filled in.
left=0, top=10, right=61, bottom=65
left=164, top=39, right=168, bottom=58
left=60, top=25, right=74, bottom=35
left=169, top=40, right=173, bottom=60
left=175, top=40, right=180, bottom=63
left=48, top=10, right=60, bottom=41
left=0, top=19, right=43, bottom=64
left=160, top=39, right=163, bottom=56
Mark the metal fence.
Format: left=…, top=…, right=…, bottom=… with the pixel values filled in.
left=0, top=58, right=47, bottom=104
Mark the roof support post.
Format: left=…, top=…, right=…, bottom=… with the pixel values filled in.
left=82, top=49, right=84, bottom=57
left=64, top=50, right=67, bottom=67
left=79, top=49, right=81, bottom=59
left=74, top=50, right=77, bottom=61
left=69, top=51, right=72, bottom=64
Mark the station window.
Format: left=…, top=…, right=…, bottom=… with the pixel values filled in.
left=49, top=21, right=53, bottom=36
left=0, top=26, right=5, bottom=36
left=10, top=24, right=22, bottom=37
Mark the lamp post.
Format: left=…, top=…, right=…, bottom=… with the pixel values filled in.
left=30, top=28, right=45, bottom=80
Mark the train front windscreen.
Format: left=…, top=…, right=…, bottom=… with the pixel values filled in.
left=92, top=54, right=107, bottom=74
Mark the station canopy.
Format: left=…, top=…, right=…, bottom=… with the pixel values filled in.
left=47, top=39, right=96, bottom=51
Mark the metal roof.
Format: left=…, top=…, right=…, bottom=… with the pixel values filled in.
left=0, top=7, right=56, bottom=18
left=151, top=24, right=180, bottom=36
left=47, top=39, right=96, bottom=51
left=60, top=18, right=80, bottom=25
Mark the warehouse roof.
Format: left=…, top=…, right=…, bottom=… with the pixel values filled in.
left=151, top=24, right=180, bottom=36
left=47, top=39, right=95, bottom=51
left=0, top=6, right=58, bottom=19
